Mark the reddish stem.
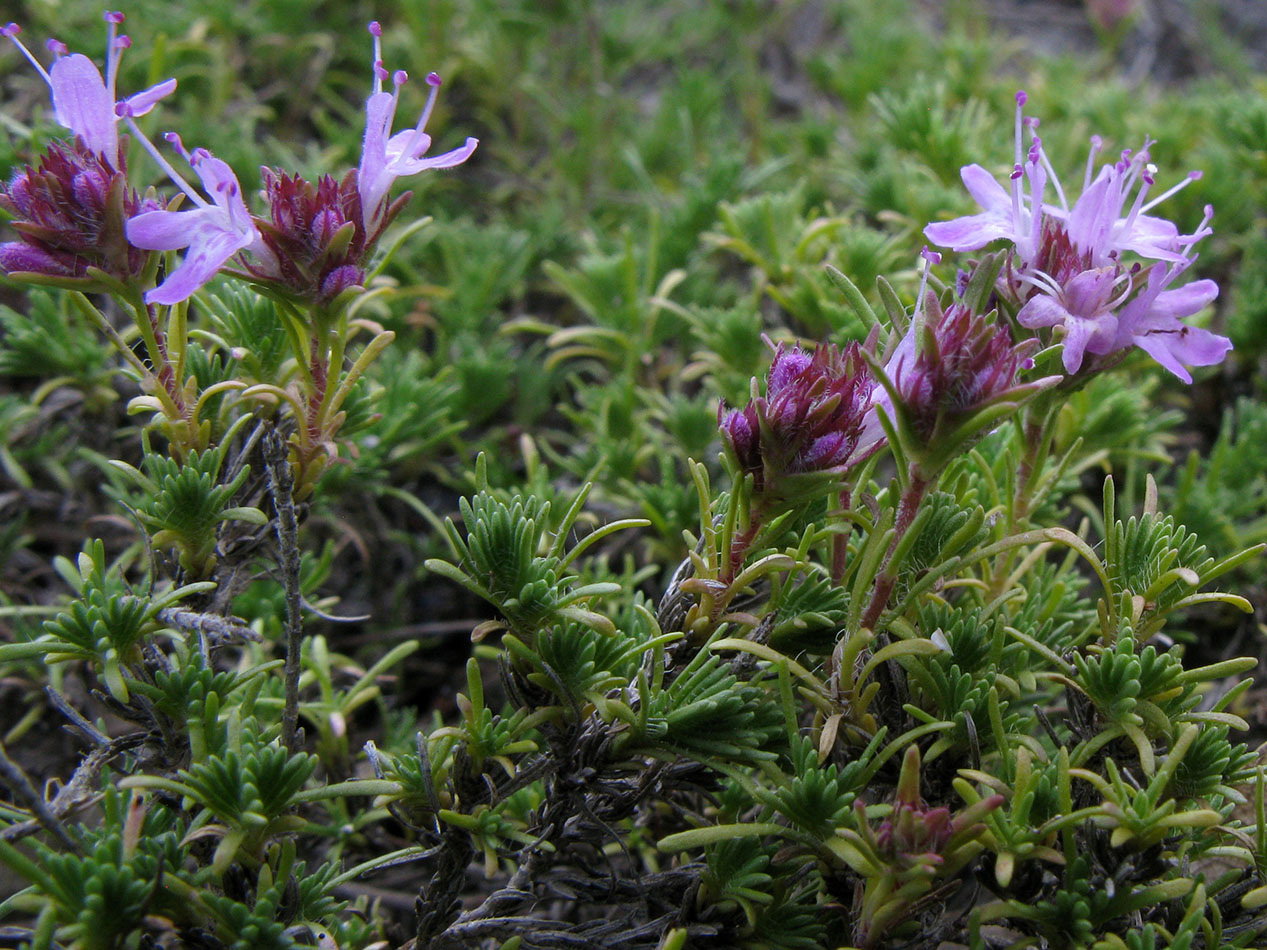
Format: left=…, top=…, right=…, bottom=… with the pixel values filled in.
left=148, top=305, right=187, bottom=417
left=831, top=489, right=852, bottom=585
left=858, top=471, right=928, bottom=632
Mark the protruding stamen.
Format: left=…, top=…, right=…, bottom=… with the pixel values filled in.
left=368, top=22, right=384, bottom=94
left=417, top=79, right=441, bottom=131
left=105, top=12, right=124, bottom=100
left=103, top=11, right=125, bottom=24
left=401, top=77, right=444, bottom=160
left=1035, top=137, right=1068, bottom=212
left=125, top=122, right=205, bottom=206
left=1140, top=170, right=1203, bottom=214
left=426, top=71, right=441, bottom=86
left=1024, top=159, right=1047, bottom=261
left=1083, top=135, right=1103, bottom=192
left=1118, top=163, right=1155, bottom=239
left=1013, top=91, right=1026, bottom=168
left=165, top=130, right=189, bottom=157
left=1010, top=162, right=1025, bottom=255
left=4, top=24, right=54, bottom=85
left=914, top=246, right=940, bottom=341
left=46, top=38, right=67, bottom=56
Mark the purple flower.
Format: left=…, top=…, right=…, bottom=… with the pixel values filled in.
left=357, top=21, right=478, bottom=230
left=241, top=168, right=368, bottom=305
left=1114, top=248, right=1229, bottom=384
left=720, top=339, right=879, bottom=503
left=878, top=251, right=1054, bottom=439
left=924, top=92, right=1226, bottom=380
left=2, top=13, right=175, bottom=163
left=925, top=92, right=1199, bottom=269
left=125, top=134, right=261, bottom=305
left=0, top=140, right=160, bottom=283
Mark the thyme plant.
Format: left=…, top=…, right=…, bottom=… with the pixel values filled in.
left=0, top=5, right=1264, bottom=950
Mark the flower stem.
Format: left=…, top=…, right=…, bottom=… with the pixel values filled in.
left=859, top=469, right=929, bottom=632
left=988, top=399, right=1057, bottom=597
left=831, top=488, right=852, bottom=585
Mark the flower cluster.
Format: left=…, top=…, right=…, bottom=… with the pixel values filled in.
left=2, top=15, right=477, bottom=308
left=719, top=340, right=881, bottom=506
left=924, top=91, right=1229, bottom=381
left=241, top=169, right=371, bottom=306
left=0, top=141, right=159, bottom=284
left=878, top=250, right=1058, bottom=456
left=2, top=14, right=174, bottom=164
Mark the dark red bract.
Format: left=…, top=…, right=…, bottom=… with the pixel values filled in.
left=243, top=168, right=371, bottom=305
left=0, top=140, right=159, bottom=282
left=720, top=342, right=875, bottom=499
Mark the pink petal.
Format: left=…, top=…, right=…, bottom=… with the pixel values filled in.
left=1061, top=268, right=1117, bottom=319
left=1066, top=169, right=1114, bottom=258
left=144, top=219, right=252, bottom=305
left=960, top=164, right=1012, bottom=213
left=1060, top=317, right=1095, bottom=373
left=1149, top=279, right=1219, bottom=321
left=48, top=53, right=117, bottom=157
left=923, top=211, right=1012, bottom=252
left=1132, top=323, right=1232, bottom=382
left=386, top=128, right=432, bottom=164
left=390, top=136, right=479, bottom=177
left=1017, top=294, right=1069, bottom=329
left=357, top=91, right=394, bottom=217
left=120, top=77, right=177, bottom=118
left=126, top=209, right=193, bottom=250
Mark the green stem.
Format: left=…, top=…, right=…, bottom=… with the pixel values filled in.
left=988, top=400, right=1057, bottom=597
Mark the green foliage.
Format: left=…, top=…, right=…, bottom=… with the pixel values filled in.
left=625, top=648, right=783, bottom=764
left=1170, top=397, right=1267, bottom=552
left=107, top=436, right=268, bottom=577
left=0, top=290, right=109, bottom=382
left=0, top=790, right=186, bottom=950
left=36, top=540, right=211, bottom=700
